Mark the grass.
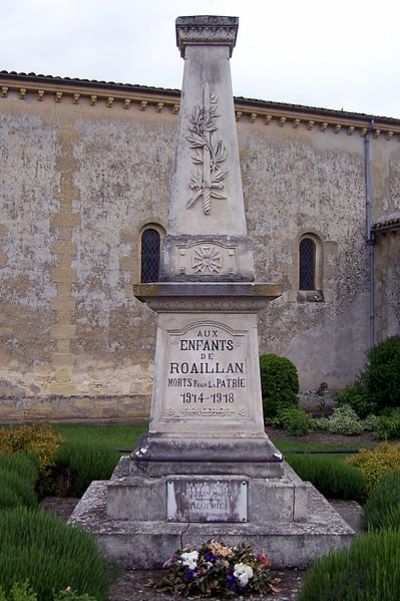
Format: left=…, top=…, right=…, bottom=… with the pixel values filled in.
left=38, top=423, right=149, bottom=497
left=53, top=423, right=147, bottom=457
left=270, top=437, right=371, bottom=454
left=286, top=454, right=367, bottom=501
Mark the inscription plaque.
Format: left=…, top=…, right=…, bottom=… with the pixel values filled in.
left=163, top=320, right=250, bottom=420
left=166, top=477, right=248, bottom=522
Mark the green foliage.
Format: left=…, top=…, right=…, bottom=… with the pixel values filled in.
left=0, top=583, right=96, bottom=601
left=363, top=470, right=400, bottom=530
left=348, top=442, right=400, bottom=494
left=53, top=590, right=96, bottom=601
left=0, top=424, right=63, bottom=474
left=335, top=382, right=376, bottom=418
left=0, top=455, right=38, bottom=487
left=324, top=405, right=364, bottom=435
left=372, top=409, right=400, bottom=440
left=0, top=581, right=37, bottom=601
left=287, top=454, right=366, bottom=501
left=364, top=335, right=400, bottom=411
left=0, top=454, right=38, bottom=510
left=269, top=407, right=314, bottom=436
left=0, top=487, right=25, bottom=511
left=259, top=354, right=299, bottom=418
left=313, top=416, right=330, bottom=431
left=362, top=414, right=380, bottom=432
left=42, top=442, right=118, bottom=497
left=159, top=540, right=274, bottom=598
left=298, top=528, right=400, bottom=601
left=52, top=423, right=146, bottom=454
left=0, top=469, right=37, bottom=509
left=0, top=508, right=109, bottom=601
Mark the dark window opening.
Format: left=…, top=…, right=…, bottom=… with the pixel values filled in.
left=141, top=229, right=160, bottom=282
left=299, top=237, right=315, bottom=290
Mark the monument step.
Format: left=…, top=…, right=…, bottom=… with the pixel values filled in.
left=106, top=468, right=309, bottom=523
left=70, top=481, right=354, bottom=569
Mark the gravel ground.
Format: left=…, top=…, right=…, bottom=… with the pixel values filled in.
left=108, top=567, right=304, bottom=601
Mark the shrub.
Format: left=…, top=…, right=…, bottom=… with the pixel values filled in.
left=364, top=335, right=400, bottom=411
left=0, top=508, right=109, bottom=601
left=0, top=469, right=37, bottom=509
left=0, top=455, right=38, bottom=510
left=0, top=424, right=63, bottom=473
left=348, top=442, right=400, bottom=494
left=43, top=442, right=117, bottom=497
left=363, top=470, right=400, bottom=530
left=0, top=581, right=37, bottom=601
left=313, top=416, right=330, bottom=431
left=287, top=454, right=366, bottom=501
left=298, top=528, right=400, bottom=601
left=54, top=590, right=96, bottom=601
left=0, top=455, right=38, bottom=488
left=0, top=487, right=25, bottom=511
left=335, top=382, right=376, bottom=418
left=259, top=354, right=299, bottom=418
left=269, top=407, right=314, bottom=436
left=324, top=405, right=364, bottom=435
left=362, top=414, right=380, bottom=432
left=372, top=409, right=400, bottom=440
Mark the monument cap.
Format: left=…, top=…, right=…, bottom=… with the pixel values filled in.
left=176, top=15, right=239, bottom=57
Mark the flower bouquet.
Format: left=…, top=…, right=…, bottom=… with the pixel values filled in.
left=158, top=539, right=278, bottom=598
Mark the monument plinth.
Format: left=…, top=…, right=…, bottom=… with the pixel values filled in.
left=70, top=15, right=354, bottom=569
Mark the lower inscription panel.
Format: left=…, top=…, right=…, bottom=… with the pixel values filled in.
left=166, top=477, right=248, bottom=522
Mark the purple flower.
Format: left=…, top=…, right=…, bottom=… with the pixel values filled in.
left=184, top=568, right=195, bottom=581
left=225, top=574, right=237, bottom=591
left=204, top=551, right=216, bottom=562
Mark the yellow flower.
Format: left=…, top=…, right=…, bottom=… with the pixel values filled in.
left=208, top=540, right=233, bottom=557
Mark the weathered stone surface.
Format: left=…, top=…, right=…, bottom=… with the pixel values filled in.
left=70, top=479, right=353, bottom=569
left=106, top=467, right=308, bottom=524
left=166, top=476, right=248, bottom=523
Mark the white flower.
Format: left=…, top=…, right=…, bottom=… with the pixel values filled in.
left=234, top=562, right=254, bottom=587
left=180, top=550, right=199, bottom=570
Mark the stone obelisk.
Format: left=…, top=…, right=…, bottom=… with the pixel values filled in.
left=70, top=16, right=354, bottom=568
left=133, top=16, right=281, bottom=462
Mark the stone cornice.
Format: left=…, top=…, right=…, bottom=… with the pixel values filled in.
left=0, top=72, right=399, bottom=140
left=176, top=16, right=238, bottom=57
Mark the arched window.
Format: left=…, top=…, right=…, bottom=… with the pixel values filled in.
left=140, top=228, right=161, bottom=283
left=299, top=237, right=316, bottom=290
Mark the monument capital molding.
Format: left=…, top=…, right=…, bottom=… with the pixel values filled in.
left=133, top=282, right=282, bottom=313
left=176, top=16, right=238, bottom=57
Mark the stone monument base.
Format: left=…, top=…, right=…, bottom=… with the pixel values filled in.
left=69, top=457, right=354, bottom=569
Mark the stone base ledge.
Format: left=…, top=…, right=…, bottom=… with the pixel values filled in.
left=70, top=480, right=354, bottom=569
left=0, top=395, right=150, bottom=422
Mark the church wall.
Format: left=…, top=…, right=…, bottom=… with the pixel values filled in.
left=0, top=85, right=398, bottom=419
left=239, top=119, right=369, bottom=389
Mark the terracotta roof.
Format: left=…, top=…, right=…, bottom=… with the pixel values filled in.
left=373, top=211, right=400, bottom=232
left=0, top=70, right=180, bottom=97
left=1, top=69, right=399, bottom=126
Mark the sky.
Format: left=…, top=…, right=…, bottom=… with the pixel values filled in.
left=1, top=0, right=399, bottom=119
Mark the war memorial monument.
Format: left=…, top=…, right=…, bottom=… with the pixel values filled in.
left=71, top=15, right=353, bottom=567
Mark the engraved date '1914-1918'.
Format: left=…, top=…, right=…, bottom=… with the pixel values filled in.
left=186, top=82, right=228, bottom=215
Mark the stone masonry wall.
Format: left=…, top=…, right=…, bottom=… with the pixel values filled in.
left=0, top=87, right=399, bottom=419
